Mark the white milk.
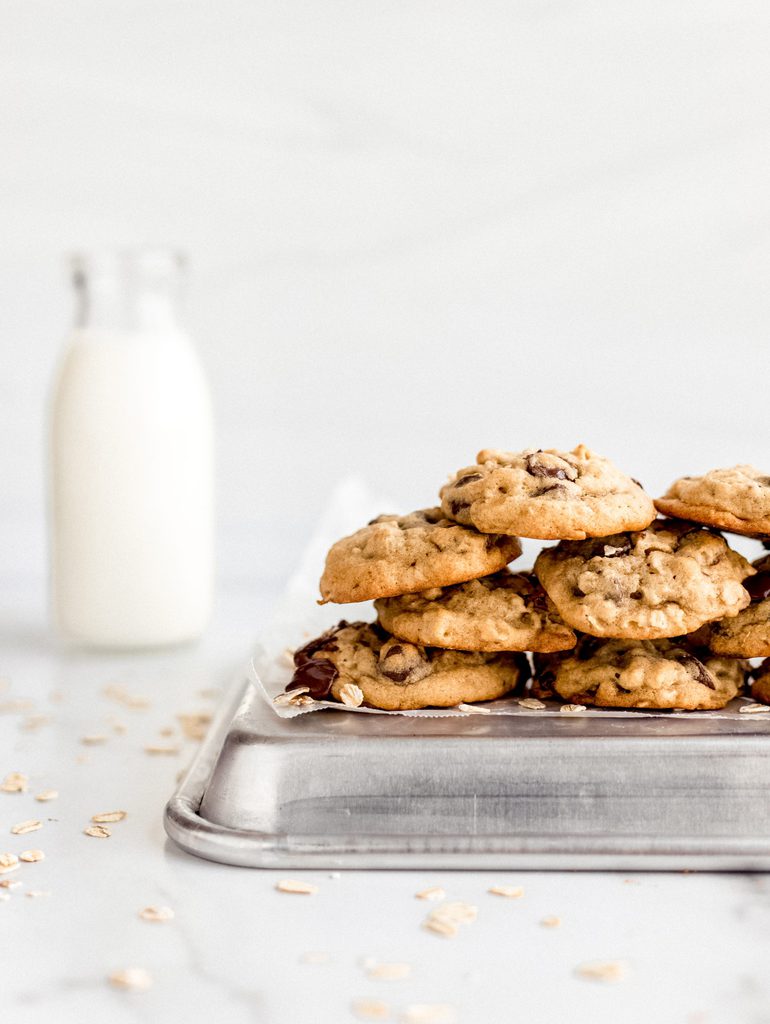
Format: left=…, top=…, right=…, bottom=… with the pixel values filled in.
left=49, top=252, right=214, bottom=648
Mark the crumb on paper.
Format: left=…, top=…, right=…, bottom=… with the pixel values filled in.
left=91, top=810, right=127, bottom=823
left=35, top=790, right=58, bottom=803
left=456, top=703, right=491, bottom=714
left=518, top=698, right=546, bottom=710
left=1, top=772, right=28, bottom=793
left=0, top=878, right=21, bottom=889
left=366, top=962, right=411, bottom=981
left=415, top=886, right=446, bottom=901
left=10, top=820, right=42, bottom=835
left=21, top=714, right=52, bottom=731
left=423, top=900, right=477, bottom=938
left=560, top=704, right=586, bottom=713
left=19, top=849, right=44, bottom=863
left=84, top=825, right=111, bottom=839
left=26, top=889, right=51, bottom=898
left=541, top=915, right=562, bottom=928
left=488, top=885, right=524, bottom=899
left=276, top=879, right=319, bottom=895
left=139, top=905, right=174, bottom=922
left=144, top=744, right=180, bottom=756
left=575, top=960, right=628, bottom=983
left=108, top=967, right=153, bottom=992
left=81, top=734, right=108, bottom=746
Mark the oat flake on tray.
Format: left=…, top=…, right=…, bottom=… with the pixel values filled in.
left=247, top=478, right=770, bottom=724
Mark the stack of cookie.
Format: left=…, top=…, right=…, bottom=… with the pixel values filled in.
left=281, top=447, right=770, bottom=713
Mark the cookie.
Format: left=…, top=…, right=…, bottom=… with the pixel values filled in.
left=534, top=519, right=754, bottom=639
left=374, top=569, right=576, bottom=653
left=284, top=620, right=528, bottom=711
left=319, top=508, right=521, bottom=604
left=751, top=659, right=770, bottom=705
left=532, top=635, right=747, bottom=710
left=702, top=555, right=770, bottom=657
left=655, top=465, right=770, bottom=538
left=439, top=445, right=655, bottom=540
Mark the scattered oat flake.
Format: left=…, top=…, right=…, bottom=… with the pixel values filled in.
left=560, top=704, right=586, bottom=713
left=144, top=744, right=180, bottom=756
left=300, top=950, right=331, bottom=965
left=11, top=820, right=42, bottom=835
left=81, top=734, right=108, bottom=745
left=352, top=1000, right=391, bottom=1021
left=276, top=879, right=318, bottom=894
left=431, top=900, right=478, bottom=923
left=198, top=688, right=222, bottom=700
left=518, top=698, right=546, bottom=710
left=159, top=726, right=175, bottom=737
left=26, top=890, right=51, bottom=898
left=423, top=915, right=459, bottom=938
left=19, top=849, right=44, bottom=863
left=1, top=771, right=28, bottom=793
left=103, top=685, right=151, bottom=710
left=139, top=905, right=174, bottom=922
left=541, top=915, right=562, bottom=928
left=0, top=879, right=21, bottom=889
left=415, top=886, right=446, bottom=901
left=488, top=885, right=524, bottom=899
left=0, top=853, right=20, bottom=873
left=739, top=704, right=770, bottom=715
left=35, top=790, right=59, bottom=802
left=0, top=699, right=35, bottom=714
left=22, top=714, right=51, bottom=731
left=273, top=689, right=304, bottom=706
left=366, top=962, right=411, bottom=981
left=456, top=702, right=491, bottom=713
left=339, top=683, right=364, bottom=707
left=91, top=810, right=126, bottom=823
left=84, top=825, right=111, bottom=839
left=293, top=694, right=315, bottom=707
left=178, top=712, right=212, bottom=740
left=108, top=967, right=153, bottom=991
left=576, top=960, right=628, bottom=982
left=401, top=1004, right=456, bottom=1024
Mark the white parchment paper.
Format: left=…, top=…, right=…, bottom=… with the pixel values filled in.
left=249, top=479, right=769, bottom=722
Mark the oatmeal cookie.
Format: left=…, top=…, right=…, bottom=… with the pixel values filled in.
left=440, top=445, right=655, bottom=540
left=532, top=635, right=747, bottom=710
left=375, top=570, right=575, bottom=652
left=319, top=508, right=521, bottom=604
left=655, top=465, right=770, bottom=538
left=284, top=620, right=527, bottom=711
left=534, top=520, right=754, bottom=639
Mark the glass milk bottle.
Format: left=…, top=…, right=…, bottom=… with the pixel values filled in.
left=49, top=249, right=214, bottom=648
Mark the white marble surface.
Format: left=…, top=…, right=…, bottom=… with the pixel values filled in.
left=1, top=575, right=769, bottom=1024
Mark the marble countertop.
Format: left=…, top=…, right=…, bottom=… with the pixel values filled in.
left=2, top=577, right=769, bottom=1024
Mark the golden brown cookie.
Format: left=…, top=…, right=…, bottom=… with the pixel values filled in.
left=319, top=508, right=521, bottom=604
left=375, top=570, right=575, bottom=652
left=751, top=659, right=770, bottom=705
left=534, top=520, right=754, bottom=639
left=283, top=620, right=527, bottom=711
left=702, top=554, right=770, bottom=657
left=440, top=445, right=655, bottom=540
left=655, top=465, right=770, bottom=538
left=532, top=635, right=747, bottom=710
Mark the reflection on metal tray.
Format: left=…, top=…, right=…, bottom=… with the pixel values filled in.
left=164, top=677, right=770, bottom=871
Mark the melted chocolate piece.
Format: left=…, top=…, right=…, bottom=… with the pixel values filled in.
left=382, top=643, right=403, bottom=658
left=677, top=652, right=716, bottom=690
left=576, top=637, right=602, bottom=661
left=525, top=453, right=568, bottom=480
left=293, top=621, right=352, bottom=665
left=454, top=472, right=482, bottom=488
left=745, top=571, right=770, bottom=602
left=631, top=478, right=644, bottom=490
left=449, top=499, right=469, bottom=516
left=286, top=658, right=338, bottom=698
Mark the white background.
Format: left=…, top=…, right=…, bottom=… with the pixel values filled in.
left=3, top=0, right=770, bottom=591
left=3, top=4, right=770, bottom=1023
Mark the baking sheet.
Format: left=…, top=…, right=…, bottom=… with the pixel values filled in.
left=249, top=478, right=769, bottom=722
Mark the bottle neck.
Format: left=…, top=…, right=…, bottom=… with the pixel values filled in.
left=71, top=249, right=185, bottom=333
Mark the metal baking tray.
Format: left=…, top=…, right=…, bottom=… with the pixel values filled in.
left=164, top=676, right=770, bottom=871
